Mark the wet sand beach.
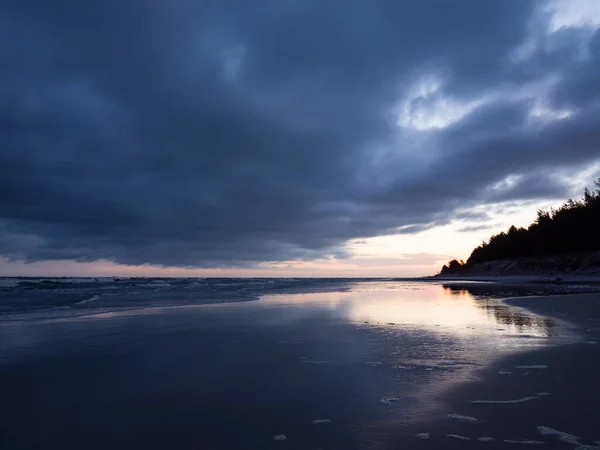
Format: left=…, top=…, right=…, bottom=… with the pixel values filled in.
left=402, top=293, right=600, bottom=449
left=0, top=281, right=598, bottom=449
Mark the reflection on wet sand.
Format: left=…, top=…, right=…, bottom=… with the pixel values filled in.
left=442, top=284, right=559, bottom=336
left=260, top=281, right=562, bottom=341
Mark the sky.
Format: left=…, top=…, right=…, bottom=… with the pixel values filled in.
left=1, top=0, right=600, bottom=278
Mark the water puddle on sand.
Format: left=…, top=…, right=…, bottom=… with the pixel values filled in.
left=447, top=414, right=478, bottom=422
left=447, top=434, right=471, bottom=440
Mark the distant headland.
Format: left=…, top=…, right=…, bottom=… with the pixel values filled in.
left=437, top=179, right=600, bottom=278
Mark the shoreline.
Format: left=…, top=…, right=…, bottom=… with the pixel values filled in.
left=427, top=274, right=600, bottom=284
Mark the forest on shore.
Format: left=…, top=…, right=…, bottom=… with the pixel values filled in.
left=440, top=179, right=600, bottom=275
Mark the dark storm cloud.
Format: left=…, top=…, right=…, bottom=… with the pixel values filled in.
left=1, top=0, right=599, bottom=267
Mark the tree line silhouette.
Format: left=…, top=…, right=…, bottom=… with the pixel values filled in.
left=440, top=179, right=600, bottom=274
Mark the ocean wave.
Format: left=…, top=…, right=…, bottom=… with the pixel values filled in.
left=0, top=278, right=20, bottom=288
left=0, top=277, right=364, bottom=314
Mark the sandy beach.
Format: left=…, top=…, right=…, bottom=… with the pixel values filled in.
left=1, top=281, right=599, bottom=449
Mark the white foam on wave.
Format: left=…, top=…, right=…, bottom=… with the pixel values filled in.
left=273, top=434, right=286, bottom=441
left=214, top=282, right=243, bottom=287
left=73, top=295, right=100, bottom=305
left=471, top=396, right=538, bottom=404
left=499, top=370, right=513, bottom=375
left=479, top=437, right=495, bottom=442
left=516, top=365, right=548, bottom=369
left=416, top=433, right=431, bottom=440
left=447, top=434, right=471, bottom=440
left=311, top=419, right=330, bottom=424
left=447, top=414, right=478, bottom=422
left=503, top=439, right=546, bottom=444
left=0, top=278, right=20, bottom=288
left=380, top=397, right=400, bottom=405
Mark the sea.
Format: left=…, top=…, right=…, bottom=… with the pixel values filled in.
left=0, top=277, right=595, bottom=449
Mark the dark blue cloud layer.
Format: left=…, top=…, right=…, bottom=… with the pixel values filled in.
left=1, top=0, right=599, bottom=266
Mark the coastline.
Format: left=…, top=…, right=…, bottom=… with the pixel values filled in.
left=403, top=292, right=600, bottom=448
left=428, top=274, right=600, bottom=284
